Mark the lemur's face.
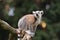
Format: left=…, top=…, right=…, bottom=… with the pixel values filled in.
left=32, top=10, right=44, bottom=18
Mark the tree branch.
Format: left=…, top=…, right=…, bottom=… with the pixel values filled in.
left=0, top=19, right=17, bottom=34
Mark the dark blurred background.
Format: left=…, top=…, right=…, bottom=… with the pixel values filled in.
left=0, top=0, right=60, bottom=40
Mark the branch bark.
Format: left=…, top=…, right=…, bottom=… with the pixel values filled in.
left=0, top=19, right=17, bottom=34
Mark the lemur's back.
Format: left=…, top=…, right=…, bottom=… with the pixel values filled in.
left=18, top=14, right=36, bottom=31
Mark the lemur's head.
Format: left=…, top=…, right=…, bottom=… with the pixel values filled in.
left=32, top=10, right=44, bottom=18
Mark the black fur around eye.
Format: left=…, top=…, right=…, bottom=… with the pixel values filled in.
left=36, top=14, right=38, bottom=17
left=41, top=12, right=43, bottom=14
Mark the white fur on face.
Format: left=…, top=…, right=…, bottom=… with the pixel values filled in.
left=32, top=10, right=44, bottom=25
left=32, top=10, right=44, bottom=18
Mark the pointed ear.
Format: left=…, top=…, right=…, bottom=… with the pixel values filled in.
left=32, top=11, right=35, bottom=14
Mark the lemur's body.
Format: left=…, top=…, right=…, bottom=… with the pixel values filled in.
left=18, top=14, right=35, bottom=30
left=18, top=11, right=43, bottom=40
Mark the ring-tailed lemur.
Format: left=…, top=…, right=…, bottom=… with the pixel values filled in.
left=17, top=10, right=44, bottom=40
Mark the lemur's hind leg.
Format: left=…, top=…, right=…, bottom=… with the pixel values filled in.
left=21, top=33, right=32, bottom=40
left=17, top=30, right=26, bottom=40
